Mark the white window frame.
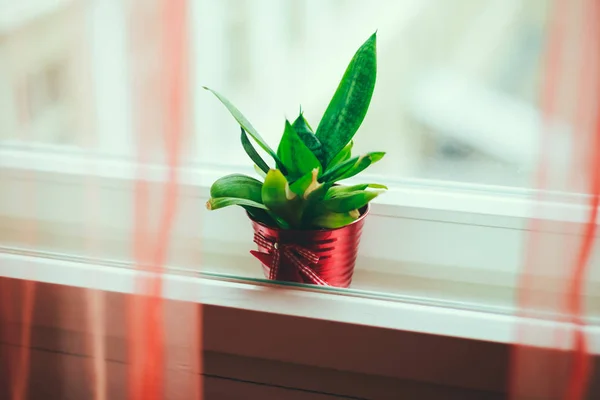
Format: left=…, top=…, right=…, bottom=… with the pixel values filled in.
left=1, top=145, right=599, bottom=298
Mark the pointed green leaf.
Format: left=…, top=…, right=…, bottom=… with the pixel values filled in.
left=320, top=152, right=385, bottom=183
left=328, top=140, right=353, bottom=168
left=325, top=183, right=387, bottom=199
left=289, top=168, right=320, bottom=198
left=246, top=208, right=292, bottom=229
left=293, top=110, right=314, bottom=134
left=207, top=173, right=288, bottom=226
left=306, top=181, right=331, bottom=203
left=209, top=174, right=263, bottom=203
left=300, top=181, right=333, bottom=225
left=262, top=170, right=290, bottom=206
left=266, top=212, right=291, bottom=229
left=292, top=113, right=324, bottom=163
left=337, top=152, right=385, bottom=181
left=206, top=197, right=267, bottom=211
left=246, top=208, right=276, bottom=225
left=241, top=128, right=270, bottom=174
left=319, top=155, right=360, bottom=183
left=310, top=211, right=358, bottom=229
left=316, top=32, right=377, bottom=166
left=262, top=169, right=302, bottom=227
left=277, top=120, right=322, bottom=180
left=322, top=190, right=380, bottom=213
left=204, top=86, right=286, bottom=172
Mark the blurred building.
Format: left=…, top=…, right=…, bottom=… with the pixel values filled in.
left=196, top=0, right=548, bottom=186
left=0, top=0, right=549, bottom=186
left=0, top=0, right=84, bottom=146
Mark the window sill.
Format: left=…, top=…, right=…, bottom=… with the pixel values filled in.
left=1, top=249, right=599, bottom=354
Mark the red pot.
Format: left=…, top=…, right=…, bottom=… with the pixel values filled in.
left=247, top=205, right=369, bottom=288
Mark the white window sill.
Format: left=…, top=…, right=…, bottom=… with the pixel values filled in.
left=1, top=249, right=599, bottom=355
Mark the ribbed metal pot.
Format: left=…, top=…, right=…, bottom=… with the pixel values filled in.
left=247, top=205, right=369, bottom=288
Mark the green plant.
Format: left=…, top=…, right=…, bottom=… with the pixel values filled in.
left=205, top=32, right=386, bottom=229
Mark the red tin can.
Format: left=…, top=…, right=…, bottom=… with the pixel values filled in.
left=248, top=205, right=369, bottom=288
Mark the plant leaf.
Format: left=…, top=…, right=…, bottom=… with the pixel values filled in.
left=328, top=140, right=353, bottom=168
left=204, top=86, right=286, bottom=173
left=337, top=152, right=385, bottom=181
left=300, top=181, right=333, bottom=225
left=241, top=128, right=270, bottom=174
left=292, top=113, right=324, bottom=163
left=247, top=208, right=292, bottom=229
left=266, top=212, right=291, bottom=229
left=246, top=208, right=277, bottom=225
left=277, top=120, right=322, bottom=180
left=319, top=155, right=360, bottom=183
left=262, top=169, right=302, bottom=227
left=262, top=170, right=290, bottom=206
left=320, top=152, right=385, bottom=183
left=310, top=211, right=358, bottom=229
left=316, top=32, right=377, bottom=166
left=325, top=183, right=387, bottom=199
left=322, top=190, right=380, bottom=213
left=289, top=168, right=320, bottom=198
left=209, top=173, right=263, bottom=203
left=206, top=197, right=267, bottom=211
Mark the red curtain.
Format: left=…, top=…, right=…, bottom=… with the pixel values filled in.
left=509, top=0, right=599, bottom=398
left=126, top=0, right=199, bottom=399
left=1, top=0, right=202, bottom=399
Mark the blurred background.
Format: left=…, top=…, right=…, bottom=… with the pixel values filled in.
left=0, top=0, right=549, bottom=187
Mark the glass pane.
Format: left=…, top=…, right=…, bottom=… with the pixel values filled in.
left=192, top=0, right=550, bottom=187
left=0, top=1, right=86, bottom=146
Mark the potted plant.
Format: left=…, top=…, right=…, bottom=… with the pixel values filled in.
left=204, top=32, right=386, bottom=288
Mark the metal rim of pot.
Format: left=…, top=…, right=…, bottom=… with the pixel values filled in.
left=246, top=203, right=371, bottom=233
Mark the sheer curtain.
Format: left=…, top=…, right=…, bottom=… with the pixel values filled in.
left=1, top=0, right=201, bottom=399
left=509, top=0, right=599, bottom=398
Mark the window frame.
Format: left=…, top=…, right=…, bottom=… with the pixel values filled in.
left=1, top=144, right=599, bottom=294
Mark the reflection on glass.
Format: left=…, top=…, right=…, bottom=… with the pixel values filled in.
left=194, top=0, right=549, bottom=187
left=0, top=0, right=550, bottom=186
left=0, top=1, right=82, bottom=146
